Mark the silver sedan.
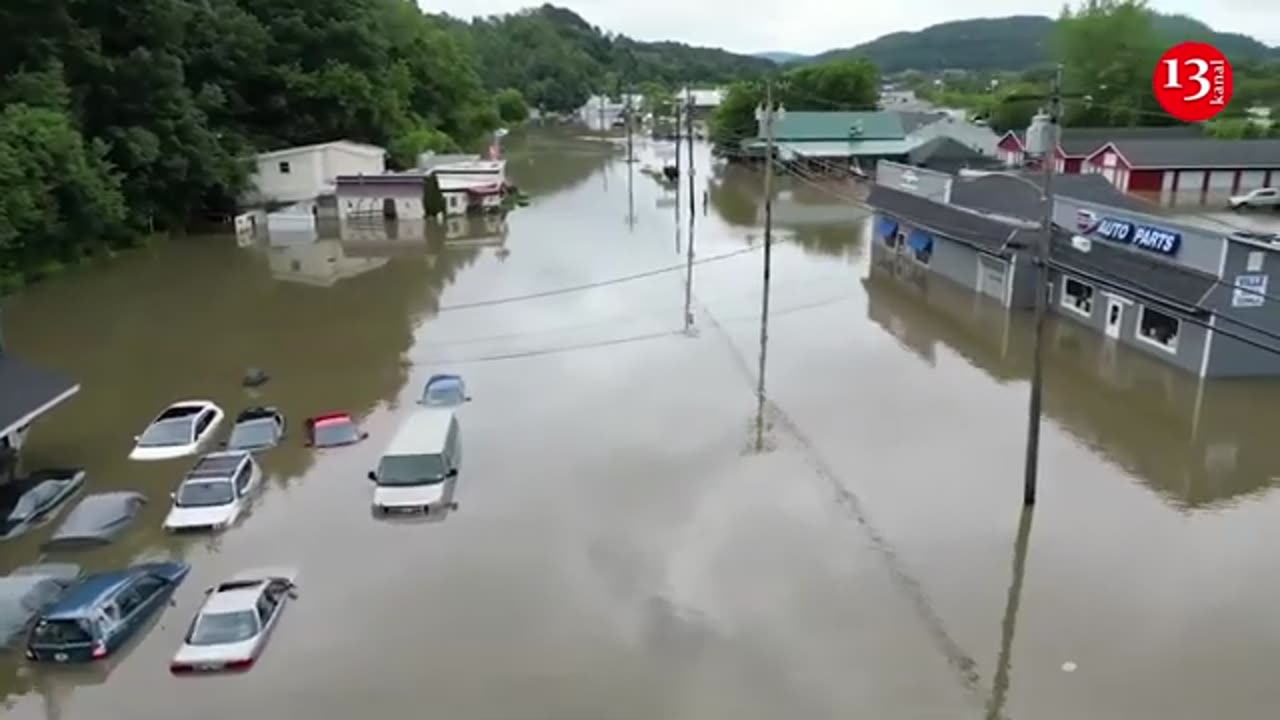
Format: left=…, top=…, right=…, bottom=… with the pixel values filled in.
left=169, top=568, right=297, bottom=674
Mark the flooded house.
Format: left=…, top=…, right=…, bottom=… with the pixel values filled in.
left=742, top=111, right=916, bottom=176
left=868, top=160, right=1280, bottom=378
left=245, top=140, right=388, bottom=206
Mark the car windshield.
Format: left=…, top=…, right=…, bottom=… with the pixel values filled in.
left=9, top=483, right=62, bottom=522
left=313, top=421, right=359, bottom=447
left=423, top=381, right=464, bottom=406
left=175, top=480, right=235, bottom=507
left=228, top=420, right=276, bottom=450
left=30, top=618, right=93, bottom=646
left=138, top=418, right=193, bottom=447
left=188, top=609, right=260, bottom=645
left=377, top=454, right=447, bottom=486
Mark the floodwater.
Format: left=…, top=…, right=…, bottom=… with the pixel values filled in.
left=3, top=129, right=1280, bottom=719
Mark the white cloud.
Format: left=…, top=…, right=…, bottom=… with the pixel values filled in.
left=421, top=0, right=1280, bottom=55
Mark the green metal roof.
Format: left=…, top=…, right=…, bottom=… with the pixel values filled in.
left=763, top=111, right=905, bottom=141
left=743, top=138, right=918, bottom=157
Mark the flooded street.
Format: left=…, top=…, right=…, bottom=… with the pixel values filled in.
left=4, top=130, right=1280, bottom=719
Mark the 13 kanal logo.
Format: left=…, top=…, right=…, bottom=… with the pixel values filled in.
left=1152, top=41, right=1233, bottom=122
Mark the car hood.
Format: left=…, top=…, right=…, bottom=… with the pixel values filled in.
left=164, top=504, right=236, bottom=529
left=373, top=483, right=446, bottom=508
left=173, top=637, right=258, bottom=666
left=130, top=444, right=195, bottom=461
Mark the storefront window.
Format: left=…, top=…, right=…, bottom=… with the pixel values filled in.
left=1061, top=277, right=1094, bottom=316
left=1137, top=306, right=1180, bottom=352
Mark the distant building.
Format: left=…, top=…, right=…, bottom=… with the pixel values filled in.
left=903, top=113, right=999, bottom=156
left=743, top=110, right=915, bottom=174
left=1081, top=138, right=1280, bottom=206
left=905, top=136, right=1005, bottom=174
left=994, top=126, right=1202, bottom=171
left=335, top=160, right=507, bottom=221
left=245, top=140, right=387, bottom=206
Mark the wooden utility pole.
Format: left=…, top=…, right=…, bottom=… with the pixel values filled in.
left=686, top=87, right=696, bottom=227
left=1022, top=63, right=1062, bottom=507
left=754, top=80, right=776, bottom=452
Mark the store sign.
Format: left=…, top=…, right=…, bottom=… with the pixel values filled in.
left=1075, top=210, right=1181, bottom=256
left=1232, top=273, right=1268, bottom=308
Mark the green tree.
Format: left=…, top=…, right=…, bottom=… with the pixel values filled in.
left=495, top=88, right=530, bottom=123
left=390, top=127, right=459, bottom=169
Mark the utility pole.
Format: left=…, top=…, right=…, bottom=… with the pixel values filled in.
left=682, top=86, right=697, bottom=334
left=598, top=94, right=605, bottom=139
left=625, top=89, right=635, bottom=164
left=754, top=80, right=777, bottom=452
left=686, top=86, right=696, bottom=228
left=1022, top=64, right=1062, bottom=507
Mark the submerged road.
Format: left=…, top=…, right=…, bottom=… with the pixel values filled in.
left=4, top=132, right=1280, bottom=719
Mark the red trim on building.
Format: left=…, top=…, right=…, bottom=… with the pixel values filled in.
left=996, top=132, right=1024, bottom=151
left=1083, top=141, right=1135, bottom=170
left=1128, top=169, right=1163, bottom=192
left=1063, top=157, right=1083, bottom=173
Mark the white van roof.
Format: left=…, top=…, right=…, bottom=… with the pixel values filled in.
left=384, top=408, right=454, bottom=455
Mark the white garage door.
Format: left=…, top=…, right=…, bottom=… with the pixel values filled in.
left=1238, top=170, right=1268, bottom=193
left=1177, top=170, right=1206, bottom=193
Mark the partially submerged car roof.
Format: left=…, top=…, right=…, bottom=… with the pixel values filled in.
left=186, top=452, right=249, bottom=480
left=43, top=492, right=146, bottom=550
left=235, top=407, right=279, bottom=423
left=309, top=412, right=353, bottom=426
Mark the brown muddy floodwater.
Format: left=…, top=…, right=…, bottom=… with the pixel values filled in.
left=3, top=130, right=1280, bottom=719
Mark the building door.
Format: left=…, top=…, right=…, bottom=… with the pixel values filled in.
left=977, top=257, right=1008, bottom=304
left=1105, top=297, right=1124, bottom=339
left=382, top=198, right=397, bottom=219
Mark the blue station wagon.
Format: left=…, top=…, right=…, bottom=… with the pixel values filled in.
left=26, top=561, right=190, bottom=663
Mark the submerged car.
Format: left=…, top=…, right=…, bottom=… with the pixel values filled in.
left=304, top=413, right=367, bottom=448
left=43, top=492, right=147, bottom=551
left=26, top=561, right=190, bottom=663
left=0, top=564, right=81, bottom=649
left=163, top=452, right=261, bottom=532
left=1, top=468, right=86, bottom=540
left=170, top=568, right=298, bottom=674
left=130, top=400, right=225, bottom=461
left=418, top=374, right=471, bottom=408
left=224, top=407, right=286, bottom=452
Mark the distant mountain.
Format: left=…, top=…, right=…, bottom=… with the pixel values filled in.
left=754, top=51, right=808, bottom=64
left=810, top=14, right=1277, bottom=73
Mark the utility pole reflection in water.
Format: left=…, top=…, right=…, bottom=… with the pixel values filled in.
left=753, top=81, right=777, bottom=453
left=625, top=157, right=636, bottom=231
left=986, top=507, right=1035, bottom=720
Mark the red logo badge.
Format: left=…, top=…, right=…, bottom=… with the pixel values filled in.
left=1152, top=42, right=1232, bottom=122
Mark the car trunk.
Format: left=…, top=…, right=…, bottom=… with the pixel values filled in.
left=27, top=618, right=100, bottom=662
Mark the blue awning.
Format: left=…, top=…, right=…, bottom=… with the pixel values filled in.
left=907, top=229, right=933, bottom=253
left=875, top=215, right=899, bottom=239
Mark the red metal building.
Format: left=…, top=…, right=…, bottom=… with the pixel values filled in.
left=1081, top=139, right=1280, bottom=201
left=995, top=126, right=1204, bottom=174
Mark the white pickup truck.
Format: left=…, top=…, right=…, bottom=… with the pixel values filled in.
left=1228, top=187, right=1280, bottom=211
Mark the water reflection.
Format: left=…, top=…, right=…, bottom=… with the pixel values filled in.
left=707, top=167, right=869, bottom=260
left=864, top=254, right=1280, bottom=509
left=267, top=237, right=388, bottom=287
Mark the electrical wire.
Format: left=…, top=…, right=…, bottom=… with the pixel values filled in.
left=434, top=245, right=759, bottom=312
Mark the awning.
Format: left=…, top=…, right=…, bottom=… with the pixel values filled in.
left=907, top=229, right=934, bottom=253
left=0, top=354, right=79, bottom=439
left=875, top=215, right=899, bottom=239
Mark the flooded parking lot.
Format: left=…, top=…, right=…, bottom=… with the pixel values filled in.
left=3, top=131, right=1280, bottom=719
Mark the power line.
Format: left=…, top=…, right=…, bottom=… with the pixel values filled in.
left=435, top=245, right=760, bottom=313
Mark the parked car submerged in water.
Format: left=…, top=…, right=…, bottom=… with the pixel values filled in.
left=303, top=412, right=367, bottom=449
left=43, top=492, right=147, bottom=551
left=224, top=407, right=286, bottom=452
left=418, top=374, right=471, bottom=408
left=170, top=568, right=298, bottom=675
left=0, top=468, right=86, bottom=540
left=26, top=561, right=190, bottom=663
left=129, top=400, right=224, bottom=461
left=163, top=452, right=261, bottom=532
left=0, top=564, right=81, bottom=649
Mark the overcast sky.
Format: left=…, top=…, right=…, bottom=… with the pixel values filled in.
left=422, top=0, right=1279, bottom=55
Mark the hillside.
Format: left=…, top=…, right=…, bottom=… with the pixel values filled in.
left=811, top=14, right=1277, bottom=72
left=754, top=51, right=808, bottom=64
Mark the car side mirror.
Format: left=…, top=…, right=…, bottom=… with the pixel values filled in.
left=303, top=440, right=312, bottom=447
left=133, top=435, right=140, bottom=442
left=361, top=432, right=369, bottom=440
left=218, top=440, right=227, bottom=448
left=447, top=468, right=459, bottom=478
left=169, top=491, right=176, bottom=501
left=287, top=589, right=299, bottom=600
left=367, top=471, right=377, bottom=482
left=465, top=396, right=473, bottom=402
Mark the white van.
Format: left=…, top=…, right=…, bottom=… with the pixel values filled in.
left=368, top=409, right=460, bottom=514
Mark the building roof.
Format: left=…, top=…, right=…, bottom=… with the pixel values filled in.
left=906, top=137, right=1003, bottom=171
left=256, top=140, right=386, bottom=162
left=871, top=179, right=1216, bottom=311
left=895, top=111, right=948, bottom=134
left=417, top=153, right=480, bottom=171
left=1000, top=125, right=1203, bottom=154
left=868, top=183, right=1020, bottom=254
left=767, top=139, right=917, bottom=158
left=1051, top=230, right=1216, bottom=311
left=767, top=111, right=904, bottom=141
left=335, top=172, right=427, bottom=187
left=1095, top=138, right=1280, bottom=169
left=0, top=354, right=79, bottom=439
left=948, top=172, right=1157, bottom=221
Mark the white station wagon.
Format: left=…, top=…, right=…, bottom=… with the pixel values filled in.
left=163, top=452, right=261, bottom=532
left=130, top=400, right=224, bottom=461
left=170, top=569, right=297, bottom=674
